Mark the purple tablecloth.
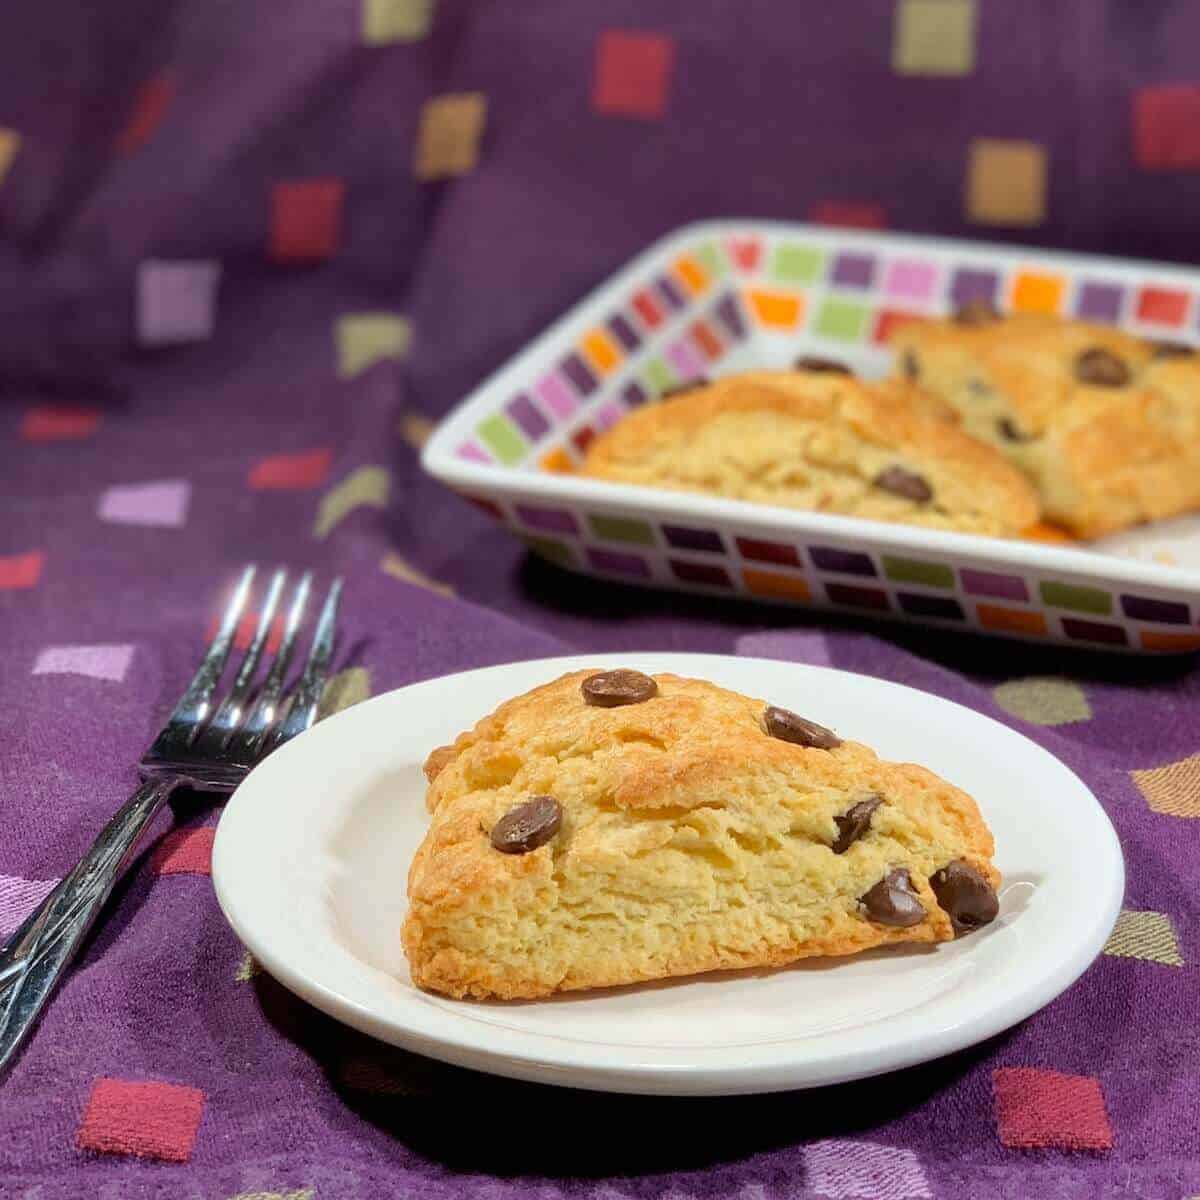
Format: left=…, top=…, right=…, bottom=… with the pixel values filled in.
left=2, top=3, right=1199, bottom=1196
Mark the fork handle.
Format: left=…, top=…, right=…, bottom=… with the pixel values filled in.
left=0, top=776, right=179, bottom=1075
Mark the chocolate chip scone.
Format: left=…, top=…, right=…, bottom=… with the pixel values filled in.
left=576, top=370, right=1039, bottom=537
left=889, top=305, right=1200, bottom=538
left=403, top=669, right=1000, bottom=1000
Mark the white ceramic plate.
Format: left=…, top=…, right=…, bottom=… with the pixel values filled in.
left=212, top=653, right=1124, bottom=1096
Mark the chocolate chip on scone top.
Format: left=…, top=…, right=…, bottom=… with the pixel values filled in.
left=860, top=868, right=926, bottom=927
left=1151, top=340, right=1196, bottom=360
left=1074, top=347, right=1131, bottom=387
left=763, top=705, right=842, bottom=750
left=660, top=377, right=710, bottom=399
left=874, top=465, right=933, bottom=504
left=930, top=859, right=999, bottom=933
left=794, top=355, right=853, bottom=375
left=581, top=669, right=659, bottom=707
left=490, top=796, right=562, bottom=855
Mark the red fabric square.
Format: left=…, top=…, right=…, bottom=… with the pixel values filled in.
left=873, top=309, right=926, bottom=345
left=153, top=827, right=216, bottom=876
left=592, top=31, right=675, bottom=120
left=572, top=425, right=596, bottom=454
left=116, top=71, right=175, bottom=155
left=993, top=1067, right=1113, bottom=1151
left=727, top=237, right=762, bottom=272
left=808, top=200, right=888, bottom=230
left=1135, top=286, right=1189, bottom=327
left=77, top=1078, right=205, bottom=1162
left=632, top=289, right=664, bottom=329
left=269, top=179, right=345, bottom=264
left=0, top=550, right=44, bottom=590
left=20, top=405, right=102, bottom=441
left=1133, top=85, right=1200, bottom=170
left=248, top=448, right=332, bottom=490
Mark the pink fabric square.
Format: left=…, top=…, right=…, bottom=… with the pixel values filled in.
left=0, top=550, right=44, bottom=590
left=536, top=372, right=578, bottom=420
left=137, top=260, right=220, bottom=345
left=248, top=448, right=332, bottom=490
left=666, top=338, right=705, bottom=380
left=153, top=827, right=216, bottom=876
left=32, top=644, right=135, bottom=682
left=1133, top=85, right=1200, bottom=170
left=592, top=31, right=675, bottom=120
left=803, top=1139, right=931, bottom=1199
left=0, top=874, right=58, bottom=940
left=883, top=259, right=938, bottom=303
left=593, top=401, right=624, bottom=431
left=993, top=1067, right=1113, bottom=1151
left=98, top=479, right=190, bottom=527
left=269, top=178, right=344, bottom=263
left=76, top=1078, right=205, bottom=1162
left=458, top=440, right=490, bottom=463
left=20, top=405, right=102, bottom=441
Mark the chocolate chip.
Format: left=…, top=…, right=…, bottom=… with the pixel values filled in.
left=581, top=669, right=659, bottom=708
left=1152, top=340, right=1196, bottom=360
left=954, top=298, right=1000, bottom=326
left=490, top=796, right=562, bottom=855
left=874, top=465, right=933, bottom=504
left=832, top=795, right=882, bottom=854
left=901, top=350, right=920, bottom=380
left=763, top=705, right=841, bottom=750
left=661, top=377, right=709, bottom=399
left=795, top=356, right=852, bottom=375
left=859, top=868, right=926, bottom=927
left=929, top=859, right=999, bottom=934
left=997, top=417, right=1033, bottom=443
left=1075, top=348, right=1131, bottom=387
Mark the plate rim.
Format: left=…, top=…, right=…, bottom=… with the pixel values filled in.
left=212, top=652, right=1125, bottom=1095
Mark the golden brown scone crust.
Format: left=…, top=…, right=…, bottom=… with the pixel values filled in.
left=890, top=314, right=1200, bottom=538
left=403, top=671, right=999, bottom=1000
left=576, top=370, right=1039, bottom=537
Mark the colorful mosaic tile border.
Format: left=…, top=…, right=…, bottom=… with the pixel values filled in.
left=443, top=226, right=1200, bottom=650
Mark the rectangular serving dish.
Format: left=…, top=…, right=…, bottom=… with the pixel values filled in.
left=422, top=220, right=1200, bottom=653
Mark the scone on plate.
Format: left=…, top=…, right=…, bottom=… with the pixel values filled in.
left=889, top=306, right=1200, bottom=538
left=577, top=369, right=1039, bottom=538
left=402, top=669, right=1001, bottom=1000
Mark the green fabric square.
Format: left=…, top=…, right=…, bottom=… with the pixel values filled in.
left=814, top=297, right=869, bottom=341
left=477, top=414, right=527, bottom=465
left=523, top=536, right=575, bottom=568
left=588, top=515, right=656, bottom=545
left=882, top=556, right=954, bottom=589
left=771, top=244, right=825, bottom=284
left=694, top=242, right=725, bottom=278
left=1039, top=581, right=1112, bottom=615
left=644, top=358, right=677, bottom=395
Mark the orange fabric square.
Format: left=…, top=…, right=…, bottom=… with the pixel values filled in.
left=0, top=550, right=44, bottom=590
left=269, top=179, right=344, bottom=264
left=580, top=329, right=621, bottom=375
left=21, top=405, right=101, bottom=441
left=674, top=255, right=709, bottom=296
left=1135, top=286, right=1189, bottom=327
left=153, top=827, right=216, bottom=876
left=1141, top=629, right=1200, bottom=653
left=540, top=448, right=574, bottom=473
left=808, top=200, right=888, bottom=230
left=413, top=93, right=486, bottom=180
left=248, top=448, right=332, bottom=490
left=743, top=568, right=811, bottom=603
left=116, top=71, right=175, bottom=155
left=1133, top=85, right=1200, bottom=170
left=77, top=1078, right=205, bottom=1162
left=966, top=139, right=1047, bottom=227
left=976, top=604, right=1047, bottom=636
left=1011, top=271, right=1065, bottom=315
left=592, top=31, right=675, bottom=120
left=745, top=289, right=804, bottom=329
left=993, top=1067, right=1113, bottom=1151
left=689, top=319, right=723, bottom=361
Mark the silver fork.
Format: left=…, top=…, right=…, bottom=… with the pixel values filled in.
left=0, top=565, right=343, bottom=1077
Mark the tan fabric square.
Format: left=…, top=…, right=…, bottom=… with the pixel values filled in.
left=893, top=0, right=976, bottom=76
left=414, top=92, right=487, bottom=181
left=1103, top=909, right=1183, bottom=966
left=0, top=129, right=20, bottom=186
left=992, top=677, right=1091, bottom=726
left=362, top=0, right=433, bottom=44
left=1132, top=752, right=1200, bottom=817
left=381, top=551, right=454, bottom=597
left=966, top=139, right=1047, bottom=227
left=319, top=666, right=372, bottom=719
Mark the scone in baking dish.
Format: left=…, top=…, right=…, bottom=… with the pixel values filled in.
left=422, top=221, right=1200, bottom=653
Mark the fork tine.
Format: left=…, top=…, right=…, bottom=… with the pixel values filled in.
left=263, top=576, right=343, bottom=755
left=194, top=568, right=287, bottom=753
left=149, top=566, right=256, bottom=755
left=226, top=571, right=313, bottom=761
